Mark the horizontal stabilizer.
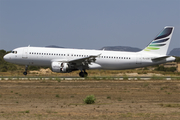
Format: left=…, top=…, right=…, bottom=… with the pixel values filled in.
left=151, top=56, right=171, bottom=61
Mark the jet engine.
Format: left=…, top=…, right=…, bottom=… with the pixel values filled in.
left=51, top=62, right=71, bottom=73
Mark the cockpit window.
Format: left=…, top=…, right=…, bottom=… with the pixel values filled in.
left=11, top=51, right=17, bottom=54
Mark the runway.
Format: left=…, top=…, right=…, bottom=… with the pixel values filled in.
left=0, top=76, right=179, bottom=80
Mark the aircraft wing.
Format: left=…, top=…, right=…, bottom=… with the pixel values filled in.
left=51, top=54, right=101, bottom=69
left=68, top=54, right=101, bottom=64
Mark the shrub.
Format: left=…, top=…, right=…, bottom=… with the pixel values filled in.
left=175, top=57, right=180, bottom=63
left=56, top=94, right=59, bottom=98
left=155, top=65, right=176, bottom=72
left=25, top=110, right=29, bottom=113
left=28, top=66, right=40, bottom=70
left=107, top=96, right=111, bottom=99
left=83, top=95, right=96, bottom=104
left=1, top=68, right=7, bottom=72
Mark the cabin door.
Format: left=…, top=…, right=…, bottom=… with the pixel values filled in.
left=136, top=54, right=142, bottom=64
left=22, top=48, right=28, bottom=59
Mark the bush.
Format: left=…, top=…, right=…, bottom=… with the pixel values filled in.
left=56, top=94, right=60, bottom=98
left=83, top=95, right=96, bottom=104
left=155, top=66, right=176, bottom=72
left=1, top=68, right=7, bottom=72
left=168, top=67, right=176, bottom=72
left=175, top=57, right=180, bottom=63
left=8, top=65, right=17, bottom=71
left=28, top=66, right=40, bottom=70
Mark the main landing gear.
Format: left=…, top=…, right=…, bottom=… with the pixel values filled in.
left=23, top=65, right=28, bottom=75
left=79, top=70, right=88, bottom=77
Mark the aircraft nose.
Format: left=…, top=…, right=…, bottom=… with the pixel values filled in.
left=3, top=54, right=11, bottom=62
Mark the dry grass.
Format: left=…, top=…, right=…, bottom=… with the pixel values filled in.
left=0, top=79, right=180, bottom=120
left=1, top=68, right=180, bottom=78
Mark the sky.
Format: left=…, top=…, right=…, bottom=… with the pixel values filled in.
left=0, top=0, right=180, bottom=53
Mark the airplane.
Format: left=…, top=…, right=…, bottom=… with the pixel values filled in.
left=4, top=26, right=175, bottom=77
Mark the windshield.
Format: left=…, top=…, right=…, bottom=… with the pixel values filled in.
left=11, top=51, right=17, bottom=54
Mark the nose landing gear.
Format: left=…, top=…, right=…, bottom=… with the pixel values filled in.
left=23, top=65, right=28, bottom=75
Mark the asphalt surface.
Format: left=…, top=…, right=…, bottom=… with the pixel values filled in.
left=0, top=76, right=179, bottom=80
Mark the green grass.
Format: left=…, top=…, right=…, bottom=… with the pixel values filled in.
left=118, top=97, right=122, bottom=101
left=18, top=110, right=30, bottom=113
left=159, top=103, right=180, bottom=107
left=142, top=82, right=149, bottom=87
left=151, top=75, right=164, bottom=80
left=123, top=75, right=128, bottom=80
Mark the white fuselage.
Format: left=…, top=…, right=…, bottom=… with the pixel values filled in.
left=4, top=46, right=175, bottom=70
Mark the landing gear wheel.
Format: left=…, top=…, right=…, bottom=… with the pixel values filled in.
left=79, top=71, right=88, bottom=77
left=84, top=72, right=88, bottom=77
left=79, top=72, right=84, bottom=77
left=23, top=72, right=27, bottom=75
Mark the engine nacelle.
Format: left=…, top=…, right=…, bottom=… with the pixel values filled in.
left=51, top=62, right=70, bottom=73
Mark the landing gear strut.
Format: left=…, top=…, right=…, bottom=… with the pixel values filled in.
left=79, top=70, right=88, bottom=77
left=23, top=65, right=28, bottom=75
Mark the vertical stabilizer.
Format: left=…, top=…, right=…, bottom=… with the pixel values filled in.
left=142, top=26, right=174, bottom=55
